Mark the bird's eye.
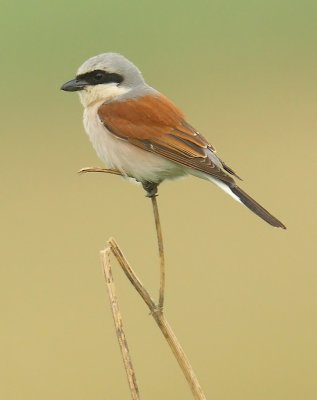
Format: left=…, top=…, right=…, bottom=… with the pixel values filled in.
left=94, top=72, right=104, bottom=81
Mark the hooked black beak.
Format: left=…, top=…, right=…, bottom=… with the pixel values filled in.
left=60, top=78, right=88, bottom=92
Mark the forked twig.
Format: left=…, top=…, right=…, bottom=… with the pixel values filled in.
left=101, top=247, right=140, bottom=400
left=107, top=238, right=206, bottom=400
left=80, top=166, right=206, bottom=399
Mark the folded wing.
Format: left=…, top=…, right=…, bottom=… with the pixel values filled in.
left=98, top=94, right=240, bottom=185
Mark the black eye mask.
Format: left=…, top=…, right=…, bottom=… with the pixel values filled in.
left=76, top=69, right=124, bottom=86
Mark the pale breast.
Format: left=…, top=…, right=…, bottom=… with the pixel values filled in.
left=83, top=102, right=185, bottom=183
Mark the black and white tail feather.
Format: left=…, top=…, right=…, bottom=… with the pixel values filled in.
left=230, top=185, right=286, bottom=229
left=209, top=176, right=286, bottom=229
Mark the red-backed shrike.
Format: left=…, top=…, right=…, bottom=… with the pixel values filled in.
left=61, top=53, right=285, bottom=229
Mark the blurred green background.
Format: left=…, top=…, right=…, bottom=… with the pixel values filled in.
left=1, top=1, right=316, bottom=399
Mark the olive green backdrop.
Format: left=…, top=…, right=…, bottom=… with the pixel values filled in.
left=1, top=1, right=316, bottom=399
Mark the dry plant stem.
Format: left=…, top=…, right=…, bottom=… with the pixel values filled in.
left=78, top=167, right=123, bottom=176
left=101, top=247, right=140, bottom=400
left=151, top=195, right=165, bottom=310
left=108, top=238, right=207, bottom=400
left=80, top=167, right=205, bottom=399
left=79, top=167, right=166, bottom=309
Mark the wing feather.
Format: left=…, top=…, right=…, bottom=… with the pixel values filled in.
left=98, top=94, right=240, bottom=184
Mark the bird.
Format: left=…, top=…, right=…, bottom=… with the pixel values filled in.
left=61, top=52, right=286, bottom=229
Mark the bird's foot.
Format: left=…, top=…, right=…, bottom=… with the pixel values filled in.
left=142, top=181, right=158, bottom=198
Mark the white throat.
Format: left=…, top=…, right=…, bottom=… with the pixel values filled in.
left=78, top=84, right=131, bottom=107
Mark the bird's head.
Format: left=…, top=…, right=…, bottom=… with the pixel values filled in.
left=61, top=52, right=146, bottom=107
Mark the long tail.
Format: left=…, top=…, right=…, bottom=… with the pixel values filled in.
left=196, top=174, right=286, bottom=229
left=230, top=185, right=286, bottom=229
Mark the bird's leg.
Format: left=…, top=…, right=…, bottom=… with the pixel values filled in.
left=142, top=181, right=159, bottom=198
